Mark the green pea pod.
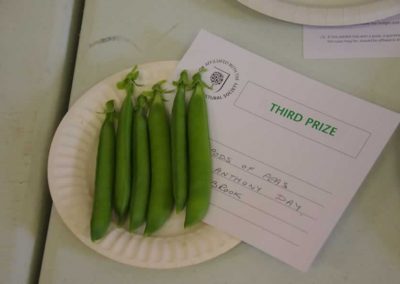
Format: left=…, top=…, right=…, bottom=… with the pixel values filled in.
left=91, top=100, right=116, bottom=241
left=114, top=66, right=139, bottom=222
left=171, top=70, right=190, bottom=212
left=129, top=95, right=150, bottom=231
left=145, top=82, right=174, bottom=235
left=185, top=68, right=212, bottom=228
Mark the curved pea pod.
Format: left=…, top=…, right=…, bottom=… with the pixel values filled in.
left=114, top=67, right=139, bottom=222
left=129, top=95, right=150, bottom=231
left=185, top=68, right=212, bottom=228
left=171, top=70, right=190, bottom=212
left=145, top=82, right=174, bottom=235
left=91, top=100, right=116, bottom=241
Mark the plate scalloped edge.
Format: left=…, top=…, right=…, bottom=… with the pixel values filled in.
left=238, top=0, right=400, bottom=26
left=47, top=60, right=241, bottom=269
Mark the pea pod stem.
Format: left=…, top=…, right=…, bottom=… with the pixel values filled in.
left=171, top=70, right=190, bottom=212
left=185, top=67, right=212, bottom=228
left=114, top=66, right=139, bottom=223
left=91, top=100, right=116, bottom=241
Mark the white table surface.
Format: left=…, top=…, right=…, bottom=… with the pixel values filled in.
left=0, top=1, right=83, bottom=283
left=39, top=0, right=400, bottom=283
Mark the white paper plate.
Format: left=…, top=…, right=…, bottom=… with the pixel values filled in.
left=47, top=60, right=240, bottom=269
left=238, top=0, right=400, bottom=26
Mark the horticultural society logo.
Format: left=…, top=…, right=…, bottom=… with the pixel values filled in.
left=203, top=59, right=240, bottom=100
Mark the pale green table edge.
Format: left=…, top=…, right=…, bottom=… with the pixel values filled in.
left=0, top=1, right=83, bottom=283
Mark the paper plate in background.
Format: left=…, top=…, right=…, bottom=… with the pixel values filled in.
left=238, top=0, right=400, bottom=26
left=47, top=60, right=240, bottom=269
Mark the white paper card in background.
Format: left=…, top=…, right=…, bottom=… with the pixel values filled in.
left=174, top=30, right=399, bottom=271
left=303, top=14, right=400, bottom=59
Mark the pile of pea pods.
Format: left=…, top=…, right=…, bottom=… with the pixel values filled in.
left=90, top=66, right=212, bottom=241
